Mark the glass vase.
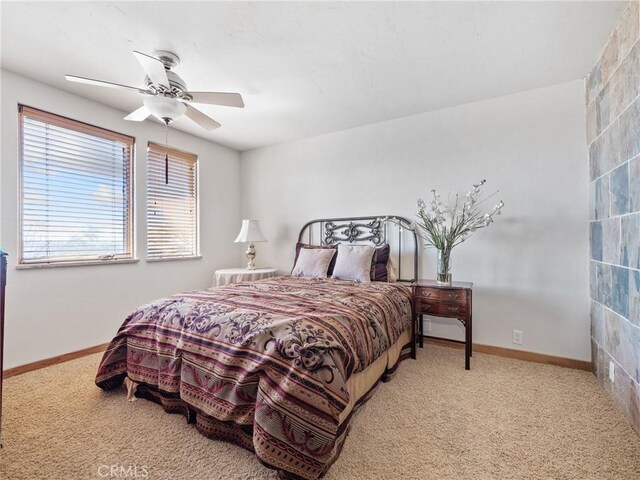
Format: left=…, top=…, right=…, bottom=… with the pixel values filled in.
left=436, top=248, right=452, bottom=285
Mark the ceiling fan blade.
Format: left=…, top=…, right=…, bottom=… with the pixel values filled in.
left=186, top=92, right=244, bottom=108
left=133, top=51, right=170, bottom=89
left=185, top=105, right=221, bottom=131
left=65, top=75, right=149, bottom=94
left=124, top=106, right=151, bottom=122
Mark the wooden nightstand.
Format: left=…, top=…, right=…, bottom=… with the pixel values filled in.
left=413, top=279, right=473, bottom=370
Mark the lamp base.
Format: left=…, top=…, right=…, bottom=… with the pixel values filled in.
left=246, top=242, right=256, bottom=270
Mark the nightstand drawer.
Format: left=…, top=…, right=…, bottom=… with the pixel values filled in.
left=415, top=287, right=465, bottom=303
left=416, top=300, right=467, bottom=317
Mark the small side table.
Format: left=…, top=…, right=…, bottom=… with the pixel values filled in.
left=413, top=279, right=473, bottom=370
left=213, top=267, right=277, bottom=288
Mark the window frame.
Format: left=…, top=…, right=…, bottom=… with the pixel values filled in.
left=17, top=105, right=137, bottom=269
left=146, top=142, right=200, bottom=262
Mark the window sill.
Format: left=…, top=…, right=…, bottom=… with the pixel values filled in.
left=16, top=258, right=140, bottom=270
left=147, top=255, right=203, bottom=263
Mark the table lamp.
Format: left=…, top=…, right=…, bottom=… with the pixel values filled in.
left=234, top=219, right=267, bottom=270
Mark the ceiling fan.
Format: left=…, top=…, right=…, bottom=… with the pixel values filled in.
left=65, top=50, right=244, bottom=131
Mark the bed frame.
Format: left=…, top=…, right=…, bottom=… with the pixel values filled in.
left=297, top=215, right=419, bottom=283
left=298, top=215, right=419, bottom=360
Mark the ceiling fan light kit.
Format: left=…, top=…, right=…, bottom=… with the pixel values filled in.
left=65, top=49, right=244, bottom=130
left=143, top=96, right=187, bottom=124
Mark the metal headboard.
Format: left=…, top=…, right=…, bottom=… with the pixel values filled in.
left=297, top=216, right=419, bottom=283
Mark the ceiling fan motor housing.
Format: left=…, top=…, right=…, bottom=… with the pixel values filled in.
left=144, top=70, right=188, bottom=94
left=143, top=51, right=190, bottom=98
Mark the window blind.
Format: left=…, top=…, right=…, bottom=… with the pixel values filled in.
left=147, top=142, right=198, bottom=259
left=19, top=105, right=134, bottom=266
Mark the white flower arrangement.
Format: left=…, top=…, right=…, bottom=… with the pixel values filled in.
left=386, top=179, right=504, bottom=283
left=415, top=179, right=504, bottom=251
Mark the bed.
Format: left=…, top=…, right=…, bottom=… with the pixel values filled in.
left=96, top=216, right=418, bottom=479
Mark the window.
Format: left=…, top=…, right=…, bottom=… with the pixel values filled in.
left=147, top=142, right=199, bottom=260
left=19, top=106, right=134, bottom=266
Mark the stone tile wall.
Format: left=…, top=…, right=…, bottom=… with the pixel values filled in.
left=587, top=0, right=640, bottom=435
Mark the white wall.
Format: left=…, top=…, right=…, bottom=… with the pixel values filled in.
left=0, top=73, right=591, bottom=367
left=240, top=80, right=591, bottom=361
left=1, top=70, right=242, bottom=369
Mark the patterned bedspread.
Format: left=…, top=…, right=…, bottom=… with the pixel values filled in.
left=96, top=276, right=412, bottom=479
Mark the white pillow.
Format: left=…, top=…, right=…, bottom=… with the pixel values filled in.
left=291, top=248, right=336, bottom=278
left=332, top=244, right=376, bottom=283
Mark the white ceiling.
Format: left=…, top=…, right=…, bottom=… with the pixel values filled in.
left=1, top=1, right=625, bottom=152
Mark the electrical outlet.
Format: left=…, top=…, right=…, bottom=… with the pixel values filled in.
left=512, top=329, right=523, bottom=345
left=609, top=361, right=615, bottom=382
left=425, top=317, right=432, bottom=333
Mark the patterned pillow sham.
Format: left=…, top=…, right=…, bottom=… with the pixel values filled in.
left=370, top=244, right=391, bottom=282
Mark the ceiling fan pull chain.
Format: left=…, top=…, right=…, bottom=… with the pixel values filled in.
left=165, top=120, right=169, bottom=184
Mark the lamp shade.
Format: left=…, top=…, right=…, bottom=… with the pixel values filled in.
left=143, top=96, right=187, bottom=122
left=234, top=219, right=267, bottom=243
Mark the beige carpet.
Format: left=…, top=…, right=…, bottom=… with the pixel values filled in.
left=1, top=345, right=639, bottom=480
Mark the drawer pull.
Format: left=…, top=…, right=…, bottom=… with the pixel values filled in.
left=447, top=306, right=459, bottom=312
left=447, top=293, right=458, bottom=300
left=422, top=291, right=432, bottom=297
